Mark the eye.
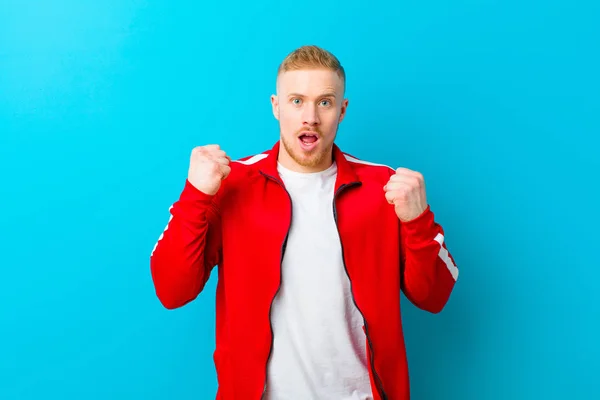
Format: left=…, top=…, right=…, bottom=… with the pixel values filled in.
left=320, top=99, right=332, bottom=106
left=292, top=98, right=302, bottom=105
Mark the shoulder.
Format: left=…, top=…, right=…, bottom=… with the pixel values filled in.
left=342, top=151, right=396, bottom=180
left=223, top=148, right=271, bottom=184
left=232, top=152, right=270, bottom=168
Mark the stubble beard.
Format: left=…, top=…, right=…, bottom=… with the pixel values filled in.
left=280, top=129, right=337, bottom=169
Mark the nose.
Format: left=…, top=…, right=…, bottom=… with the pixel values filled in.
left=302, top=103, right=320, bottom=126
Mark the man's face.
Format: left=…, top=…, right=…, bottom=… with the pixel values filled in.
left=271, top=68, right=348, bottom=172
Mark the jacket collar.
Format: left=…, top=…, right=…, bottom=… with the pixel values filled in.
left=258, top=140, right=361, bottom=192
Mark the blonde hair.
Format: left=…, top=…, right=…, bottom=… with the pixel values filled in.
left=277, top=45, right=346, bottom=89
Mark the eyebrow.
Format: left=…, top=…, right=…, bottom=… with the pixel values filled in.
left=288, top=92, right=337, bottom=99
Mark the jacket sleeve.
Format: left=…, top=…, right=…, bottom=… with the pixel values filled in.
left=150, top=179, right=223, bottom=309
left=399, top=205, right=459, bottom=313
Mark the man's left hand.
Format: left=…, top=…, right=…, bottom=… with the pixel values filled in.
left=384, top=168, right=428, bottom=222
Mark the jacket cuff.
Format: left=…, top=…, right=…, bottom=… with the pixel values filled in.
left=400, top=205, right=437, bottom=247
left=180, top=179, right=216, bottom=204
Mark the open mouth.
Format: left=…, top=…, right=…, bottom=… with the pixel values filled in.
left=298, top=132, right=319, bottom=150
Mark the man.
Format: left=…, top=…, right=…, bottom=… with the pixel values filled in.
left=150, top=45, right=459, bottom=400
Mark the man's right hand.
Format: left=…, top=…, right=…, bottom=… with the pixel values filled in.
left=187, top=144, right=231, bottom=196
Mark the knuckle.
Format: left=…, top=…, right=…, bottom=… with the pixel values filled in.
left=209, top=162, right=220, bottom=172
left=193, top=147, right=207, bottom=157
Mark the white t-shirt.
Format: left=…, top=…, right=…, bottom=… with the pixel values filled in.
left=264, top=161, right=374, bottom=400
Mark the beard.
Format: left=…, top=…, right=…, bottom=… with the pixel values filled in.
left=280, top=130, right=336, bottom=169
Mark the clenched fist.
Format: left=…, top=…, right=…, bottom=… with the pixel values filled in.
left=188, top=144, right=231, bottom=196
left=384, top=167, right=428, bottom=222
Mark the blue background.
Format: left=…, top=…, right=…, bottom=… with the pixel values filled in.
left=1, top=0, right=598, bottom=399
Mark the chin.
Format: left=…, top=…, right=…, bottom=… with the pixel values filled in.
left=293, top=148, right=329, bottom=168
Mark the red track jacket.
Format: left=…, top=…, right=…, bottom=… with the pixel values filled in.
left=150, top=141, right=459, bottom=399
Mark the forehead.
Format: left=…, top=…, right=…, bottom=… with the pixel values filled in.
left=277, top=69, right=344, bottom=96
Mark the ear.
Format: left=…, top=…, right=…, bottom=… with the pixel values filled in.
left=270, top=94, right=279, bottom=121
left=338, top=98, right=349, bottom=123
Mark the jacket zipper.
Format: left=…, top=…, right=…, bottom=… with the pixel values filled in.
left=257, top=174, right=387, bottom=400
left=259, top=171, right=293, bottom=399
left=333, top=182, right=388, bottom=400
